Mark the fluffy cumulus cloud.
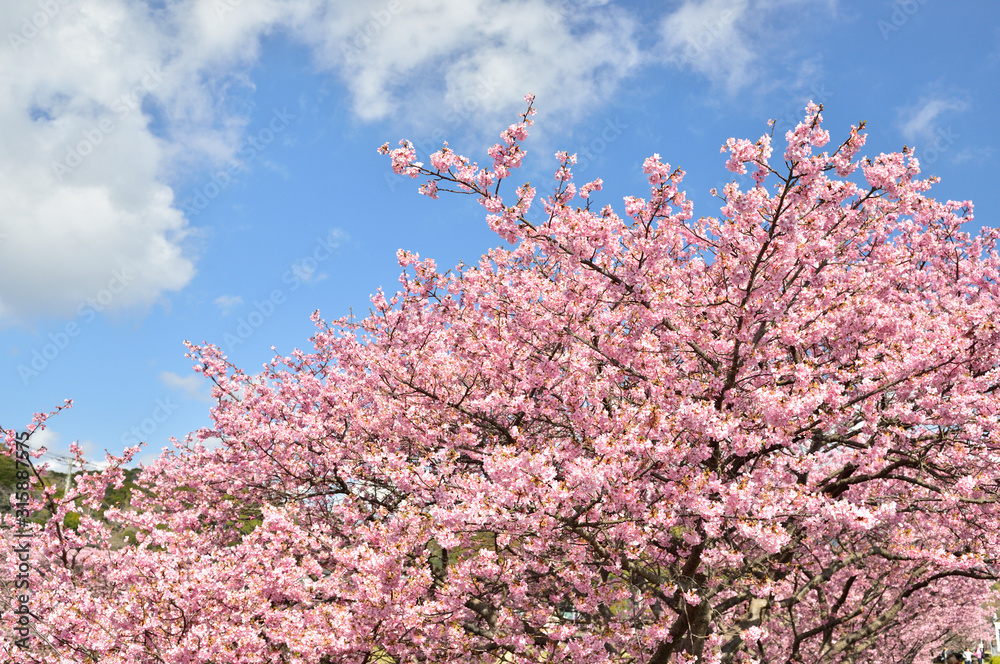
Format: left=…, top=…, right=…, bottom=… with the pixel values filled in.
left=0, top=0, right=643, bottom=325
left=660, top=0, right=753, bottom=92
left=296, top=0, right=641, bottom=127
left=0, top=1, right=190, bottom=324
left=0, top=0, right=282, bottom=325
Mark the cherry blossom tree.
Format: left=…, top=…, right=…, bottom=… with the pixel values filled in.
left=3, top=99, right=1000, bottom=664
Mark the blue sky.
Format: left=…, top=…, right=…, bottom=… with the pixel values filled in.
left=1, top=0, right=997, bottom=471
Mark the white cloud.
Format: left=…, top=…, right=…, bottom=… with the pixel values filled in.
left=660, top=0, right=753, bottom=93
left=0, top=0, right=192, bottom=325
left=214, top=294, right=243, bottom=315
left=23, top=429, right=110, bottom=472
left=899, top=95, right=968, bottom=145
left=950, top=146, right=993, bottom=166
left=291, top=259, right=328, bottom=286
left=0, top=0, right=327, bottom=325
left=659, top=0, right=839, bottom=95
left=160, top=370, right=213, bottom=402
left=299, top=0, right=642, bottom=129
left=0, top=0, right=644, bottom=325
left=24, top=426, right=59, bottom=454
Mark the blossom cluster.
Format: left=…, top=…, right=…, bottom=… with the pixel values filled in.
left=3, top=100, right=999, bottom=664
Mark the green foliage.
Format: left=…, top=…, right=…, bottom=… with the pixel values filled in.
left=239, top=518, right=263, bottom=535
left=122, top=527, right=139, bottom=546
left=0, top=452, right=20, bottom=488
left=2, top=459, right=143, bottom=550
left=64, top=511, right=81, bottom=529
left=0, top=454, right=22, bottom=513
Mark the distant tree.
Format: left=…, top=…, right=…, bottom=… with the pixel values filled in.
left=3, top=100, right=1000, bottom=664
left=0, top=454, right=17, bottom=514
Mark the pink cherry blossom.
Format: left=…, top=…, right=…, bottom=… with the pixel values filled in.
left=3, top=102, right=1000, bottom=664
